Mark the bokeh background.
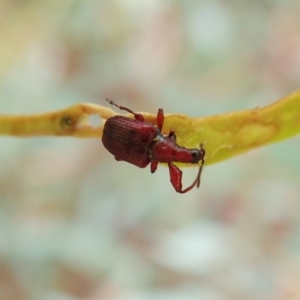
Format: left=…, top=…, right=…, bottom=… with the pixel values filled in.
left=1, top=1, right=300, bottom=300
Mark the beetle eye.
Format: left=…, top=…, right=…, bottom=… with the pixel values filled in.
left=192, top=150, right=198, bottom=157
left=191, top=150, right=200, bottom=162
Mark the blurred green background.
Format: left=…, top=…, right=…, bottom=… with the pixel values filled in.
left=1, top=1, right=300, bottom=300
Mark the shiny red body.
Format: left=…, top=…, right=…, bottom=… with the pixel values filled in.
left=102, top=100, right=205, bottom=193
left=102, top=116, right=157, bottom=168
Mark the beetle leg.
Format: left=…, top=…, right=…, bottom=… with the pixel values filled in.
left=156, top=108, right=164, bottom=131
left=168, top=130, right=176, bottom=140
left=168, top=163, right=183, bottom=193
left=150, top=161, right=158, bottom=173
left=106, top=99, right=145, bottom=121
left=168, top=162, right=204, bottom=193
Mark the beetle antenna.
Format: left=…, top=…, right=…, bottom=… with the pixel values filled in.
left=106, top=98, right=115, bottom=106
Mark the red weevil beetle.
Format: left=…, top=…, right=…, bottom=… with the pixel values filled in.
left=102, top=99, right=205, bottom=193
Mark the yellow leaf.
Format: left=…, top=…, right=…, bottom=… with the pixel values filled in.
left=0, top=90, right=299, bottom=166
